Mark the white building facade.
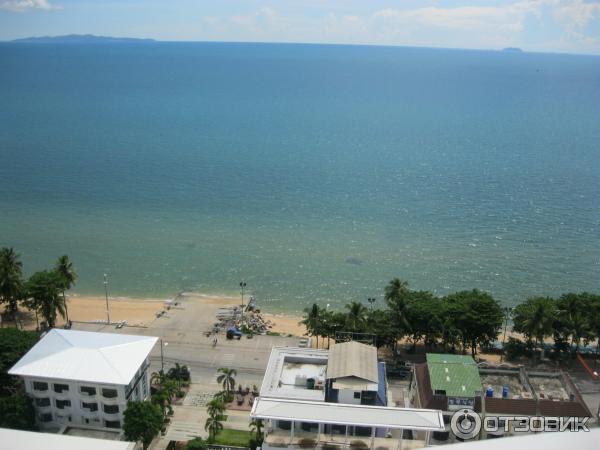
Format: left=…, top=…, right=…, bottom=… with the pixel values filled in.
left=9, top=329, right=157, bottom=431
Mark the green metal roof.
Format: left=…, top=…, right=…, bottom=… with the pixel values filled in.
left=426, top=353, right=482, bottom=398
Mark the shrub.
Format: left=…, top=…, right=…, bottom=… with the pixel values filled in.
left=298, top=438, right=317, bottom=448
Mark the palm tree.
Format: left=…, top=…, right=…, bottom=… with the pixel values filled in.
left=384, top=278, right=411, bottom=346
left=344, top=301, right=368, bottom=333
left=216, top=368, right=237, bottom=397
left=24, top=270, right=65, bottom=329
left=207, top=398, right=225, bottom=418
left=150, top=370, right=166, bottom=386
left=249, top=418, right=264, bottom=442
left=55, top=255, right=77, bottom=325
left=0, top=247, right=24, bottom=327
left=513, top=297, right=556, bottom=359
left=557, top=293, right=591, bottom=354
left=300, top=303, right=322, bottom=347
left=204, top=414, right=224, bottom=442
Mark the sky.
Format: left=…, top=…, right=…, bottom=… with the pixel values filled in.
left=1, top=0, right=600, bottom=54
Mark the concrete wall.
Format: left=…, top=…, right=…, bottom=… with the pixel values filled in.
left=337, top=389, right=362, bottom=405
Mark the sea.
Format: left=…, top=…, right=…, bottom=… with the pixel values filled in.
left=1, top=42, right=599, bottom=313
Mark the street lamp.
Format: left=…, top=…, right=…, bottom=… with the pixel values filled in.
left=160, top=339, right=168, bottom=373
left=367, top=297, right=376, bottom=311
left=500, top=306, right=513, bottom=362
left=103, top=273, right=111, bottom=325
left=239, top=281, right=247, bottom=323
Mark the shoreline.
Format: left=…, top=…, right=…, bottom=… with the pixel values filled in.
left=4, top=292, right=308, bottom=336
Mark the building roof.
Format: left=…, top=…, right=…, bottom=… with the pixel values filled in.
left=251, top=397, right=444, bottom=431
left=327, top=341, right=378, bottom=383
left=433, top=428, right=600, bottom=450
left=426, top=353, right=482, bottom=398
left=427, top=353, right=477, bottom=365
left=260, top=347, right=329, bottom=402
left=0, top=428, right=135, bottom=450
left=8, top=329, right=158, bottom=385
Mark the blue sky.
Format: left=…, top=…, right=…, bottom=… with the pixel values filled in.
left=1, top=0, right=599, bottom=54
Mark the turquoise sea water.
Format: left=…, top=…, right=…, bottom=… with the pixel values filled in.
left=0, top=43, right=599, bottom=313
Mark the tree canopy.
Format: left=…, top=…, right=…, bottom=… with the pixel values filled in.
left=123, top=400, right=163, bottom=450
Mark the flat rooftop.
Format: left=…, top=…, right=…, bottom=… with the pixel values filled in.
left=251, top=397, right=444, bottom=431
left=480, top=372, right=532, bottom=399
left=260, top=347, right=329, bottom=401
left=528, top=374, right=570, bottom=401
left=0, top=428, right=134, bottom=450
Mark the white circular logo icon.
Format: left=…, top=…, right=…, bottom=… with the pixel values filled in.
left=451, top=409, right=481, bottom=440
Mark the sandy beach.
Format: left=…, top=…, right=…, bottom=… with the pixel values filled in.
left=4, top=292, right=308, bottom=336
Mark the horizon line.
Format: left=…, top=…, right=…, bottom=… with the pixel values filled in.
left=3, top=35, right=600, bottom=58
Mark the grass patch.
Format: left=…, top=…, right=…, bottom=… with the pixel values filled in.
left=266, top=331, right=281, bottom=336
left=214, top=428, right=253, bottom=447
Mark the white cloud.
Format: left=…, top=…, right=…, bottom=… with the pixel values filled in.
left=372, top=1, right=543, bottom=32
left=0, top=0, right=59, bottom=12
left=197, top=1, right=600, bottom=53
left=554, top=0, right=600, bottom=31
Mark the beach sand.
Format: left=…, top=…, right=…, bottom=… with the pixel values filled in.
left=3, top=293, right=308, bottom=336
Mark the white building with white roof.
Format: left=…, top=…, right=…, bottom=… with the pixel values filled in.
left=8, top=329, right=158, bottom=431
left=253, top=342, right=445, bottom=450
left=0, top=428, right=136, bottom=450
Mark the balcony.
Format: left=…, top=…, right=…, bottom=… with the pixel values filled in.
left=80, top=386, right=97, bottom=397
left=264, top=429, right=426, bottom=450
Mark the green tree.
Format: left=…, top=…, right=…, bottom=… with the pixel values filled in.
left=151, top=378, right=178, bottom=418
left=556, top=293, right=592, bottom=354
left=0, top=247, right=24, bottom=326
left=366, top=308, right=397, bottom=348
left=123, top=400, right=163, bottom=450
left=384, top=278, right=411, bottom=346
left=205, top=413, right=224, bottom=442
left=512, top=297, right=557, bottom=356
left=54, top=255, right=77, bottom=325
left=0, top=393, right=36, bottom=431
left=216, top=367, right=237, bottom=396
left=344, top=301, right=368, bottom=333
left=405, top=291, right=442, bottom=349
left=300, top=303, right=323, bottom=347
left=444, top=290, right=503, bottom=356
left=0, top=328, right=38, bottom=394
left=207, top=398, right=225, bottom=418
left=24, top=271, right=65, bottom=329
left=249, top=418, right=264, bottom=446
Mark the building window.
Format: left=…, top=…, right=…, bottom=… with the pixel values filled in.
left=33, top=381, right=48, bottom=391
left=39, top=413, right=53, bottom=423
left=353, top=392, right=361, bottom=399
left=103, top=404, right=119, bottom=414
left=102, top=388, right=118, bottom=399
left=35, top=397, right=50, bottom=407
left=82, top=402, right=98, bottom=412
left=54, top=383, right=69, bottom=393
left=56, top=399, right=71, bottom=409
left=80, top=386, right=96, bottom=396
left=105, top=420, right=121, bottom=429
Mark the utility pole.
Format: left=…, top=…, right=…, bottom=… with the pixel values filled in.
left=160, top=338, right=168, bottom=373
left=103, top=273, right=111, bottom=325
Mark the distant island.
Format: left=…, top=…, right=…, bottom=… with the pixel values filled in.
left=502, top=47, right=523, bottom=52
left=11, top=34, right=155, bottom=44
